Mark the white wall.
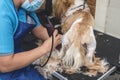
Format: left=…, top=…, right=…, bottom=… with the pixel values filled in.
left=94, top=0, right=120, bottom=39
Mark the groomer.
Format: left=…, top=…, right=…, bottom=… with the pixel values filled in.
left=0, top=0, right=61, bottom=80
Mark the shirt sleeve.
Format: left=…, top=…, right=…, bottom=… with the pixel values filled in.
left=0, top=18, right=14, bottom=56
left=18, top=8, right=41, bottom=27
left=29, top=12, right=41, bottom=27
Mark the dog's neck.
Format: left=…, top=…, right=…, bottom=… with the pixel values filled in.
left=65, top=0, right=89, bottom=17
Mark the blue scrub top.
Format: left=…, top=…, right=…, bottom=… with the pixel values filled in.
left=0, top=0, right=40, bottom=56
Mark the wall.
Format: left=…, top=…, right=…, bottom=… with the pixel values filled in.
left=95, top=0, right=120, bottom=39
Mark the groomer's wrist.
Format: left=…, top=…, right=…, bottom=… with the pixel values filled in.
left=39, top=45, right=49, bottom=55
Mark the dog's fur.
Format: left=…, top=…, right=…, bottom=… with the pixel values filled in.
left=33, top=0, right=109, bottom=79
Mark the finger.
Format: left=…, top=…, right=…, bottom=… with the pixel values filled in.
left=53, top=29, right=58, bottom=37
left=56, top=34, right=62, bottom=40
left=54, top=39, right=61, bottom=47
left=57, top=39, right=62, bottom=44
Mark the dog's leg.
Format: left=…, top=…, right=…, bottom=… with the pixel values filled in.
left=59, top=34, right=71, bottom=58
left=59, top=45, right=68, bottom=59
left=62, top=44, right=79, bottom=66
left=62, top=44, right=84, bottom=73
left=86, top=27, right=96, bottom=64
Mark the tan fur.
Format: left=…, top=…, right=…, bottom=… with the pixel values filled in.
left=59, top=11, right=94, bottom=64
left=52, top=0, right=74, bottom=19
left=87, top=0, right=96, bottom=17
left=61, top=10, right=94, bottom=33
left=84, top=56, right=109, bottom=77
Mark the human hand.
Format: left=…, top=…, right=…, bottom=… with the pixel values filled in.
left=41, top=29, right=62, bottom=53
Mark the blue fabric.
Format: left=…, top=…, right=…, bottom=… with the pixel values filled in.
left=29, top=11, right=41, bottom=27
left=0, top=0, right=18, bottom=54
left=0, top=66, right=46, bottom=80
left=21, top=0, right=44, bottom=11
left=18, top=8, right=41, bottom=27
left=0, top=0, right=40, bottom=55
left=14, top=20, right=36, bottom=53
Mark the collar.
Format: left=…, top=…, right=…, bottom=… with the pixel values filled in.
left=69, top=4, right=85, bottom=12
left=65, top=0, right=87, bottom=17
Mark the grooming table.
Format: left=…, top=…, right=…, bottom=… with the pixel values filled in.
left=52, top=65, right=117, bottom=80
left=22, top=30, right=120, bottom=80
left=51, top=31, right=120, bottom=80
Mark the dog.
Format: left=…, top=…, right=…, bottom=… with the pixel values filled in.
left=33, top=0, right=109, bottom=79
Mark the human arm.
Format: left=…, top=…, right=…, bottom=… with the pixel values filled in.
left=32, top=25, right=49, bottom=40
left=0, top=30, right=61, bottom=73
left=0, top=46, right=46, bottom=72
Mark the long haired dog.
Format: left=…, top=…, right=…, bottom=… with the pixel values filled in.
left=52, top=0, right=109, bottom=76
left=34, top=0, right=109, bottom=79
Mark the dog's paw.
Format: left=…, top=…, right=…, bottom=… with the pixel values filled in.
left=85, top=55, right=94, bottom=64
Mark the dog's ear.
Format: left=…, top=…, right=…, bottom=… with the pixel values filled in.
left=62, top=0, right=74, bottom=7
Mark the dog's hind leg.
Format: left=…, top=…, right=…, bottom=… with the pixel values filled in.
left=86, top=27, right=96, bottom=64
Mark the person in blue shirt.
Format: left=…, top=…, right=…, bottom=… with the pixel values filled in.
left=0, top=0, right=62, bottom=80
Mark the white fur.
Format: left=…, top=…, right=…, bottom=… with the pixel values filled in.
left=60, top=18, right=84, bottom=68
left=86, top=27, right=96, bottom=63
